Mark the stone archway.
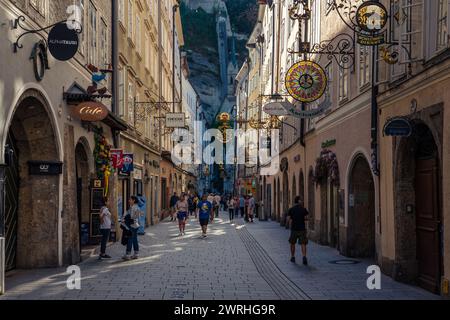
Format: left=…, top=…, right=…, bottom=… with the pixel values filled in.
left=394, top=121, right=442, bottom=293
left=299, top=170, right=305, bottom=202
left=347, top=154, right=375, bottom=258
left=308, top=168, right=315, bottom=232
left=5, top=89, right=60, bottom=269
left=75, top=139, right=91, bottom=256
left=277, top=177, right=281, bottom=222
left=292, top=174, right=297, bottom=206
left=282, top=171, right=289, bottom=227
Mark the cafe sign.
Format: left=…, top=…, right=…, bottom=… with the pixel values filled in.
left=70, top=101, right=109, bottom=122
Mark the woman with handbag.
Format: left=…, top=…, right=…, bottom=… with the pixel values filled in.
left=122, top=196, right=142, bottom=261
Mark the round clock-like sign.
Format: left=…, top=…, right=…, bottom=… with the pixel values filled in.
left=48, top=22, right=79, bottom=61
left=356, top=1, right=388, bottom=33
left=285, top=61, right=327, bottom=103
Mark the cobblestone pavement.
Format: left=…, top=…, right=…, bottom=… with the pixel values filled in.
left=0, top=213, right=440, bottom=300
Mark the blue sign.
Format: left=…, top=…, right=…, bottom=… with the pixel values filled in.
left=383, top=118, right=412, bottom=137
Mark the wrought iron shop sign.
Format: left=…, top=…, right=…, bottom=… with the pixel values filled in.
left=383, top=117, right=412, bottom=137
left=356, top=1, right=388, bottom=34
left=28, top=161, right=63, bottom=175
left=165, top=113, right=186, bottom=128
left=263, top=102, right=290, bottom=116
left=48, top=22, right=79, bottom=61
left=285, top=61, right=327, bottom=103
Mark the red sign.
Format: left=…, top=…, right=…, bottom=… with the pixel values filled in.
left=70, top=101, right=109, bottom=122
left=110, top=149, right=124, bottom=169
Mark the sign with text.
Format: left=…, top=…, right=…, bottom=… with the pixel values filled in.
left=263, top=102, right=290, bottom=116
left=70, top=101, right=109, bottom=122
left=48, top=22, right=79, bottom=61
left=357, top=33, right=385, bottom=46
left=383, top=118, right=412, bottom=137
left=28, top=161, right=63, bottom=175
left=165, top=113, right=186, bottom=128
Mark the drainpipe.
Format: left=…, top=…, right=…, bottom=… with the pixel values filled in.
left=158, top=0, right=163, bottom=217
left=271, top=3, right=276, bottom=95
left=111, top=0, right=119, bottom=148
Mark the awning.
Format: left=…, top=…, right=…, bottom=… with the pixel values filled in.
left=102, top=112, right=128, bottom=132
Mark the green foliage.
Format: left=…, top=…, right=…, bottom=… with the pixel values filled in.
left=224, top=0, right=258, bottom=36
left=180, top=3, right=218, bottom=54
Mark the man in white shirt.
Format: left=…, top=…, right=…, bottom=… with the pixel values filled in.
left=99, top=197, right=112, bottom=259
left=248, top=194, right=256, bottom=223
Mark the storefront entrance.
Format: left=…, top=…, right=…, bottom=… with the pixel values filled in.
left=348, top=155, right=375, bottom=258
left=5, top=90, right=60, bottom=269
left=395, top=122, right=442, bottom=294
left=75, top=141, right=90, bottom=250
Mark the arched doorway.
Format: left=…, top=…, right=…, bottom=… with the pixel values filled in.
left=299, top=170, right=305, bottom=202
left=308, top=168, right=315, bottom=231
left=394, top=122, right=442, bottom=293
left=277, top=177, right=281, bottom=222
left=273, top=179, right=277, bottom=221
left=282, top=171, right=289, bottom=226
left=5, top=90, right=60, bottom=269
left=75, top=140, right=91, bottom=255
left=348, top=155, right=375, bottom=258
left=292, top=174, right=297, bottom=206
left=263, top=176, right=267, bottom=220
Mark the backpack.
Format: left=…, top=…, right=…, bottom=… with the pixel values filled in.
left=100, top=207, right=106, bottom=225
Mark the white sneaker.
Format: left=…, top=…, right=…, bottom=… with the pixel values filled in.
left=179, top=233, right=183, bottom=237
left=122, top=255, right=131, bottom=261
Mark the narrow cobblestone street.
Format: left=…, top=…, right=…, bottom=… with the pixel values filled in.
left=0, top=214, right=438, bottom=300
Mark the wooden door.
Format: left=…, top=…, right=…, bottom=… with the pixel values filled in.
left=415, top=157, right=441, bottom=293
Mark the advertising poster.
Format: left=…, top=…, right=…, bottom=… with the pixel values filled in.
left=120, top=153, right=134, bottom=176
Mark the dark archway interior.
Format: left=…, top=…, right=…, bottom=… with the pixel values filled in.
left=348, top=156, right=375, bottom=258
left=282, top=171, right=289, bottom=226
left=75, top=142, right=90, bottom=253
left=6, top=92, right=60, bottom=269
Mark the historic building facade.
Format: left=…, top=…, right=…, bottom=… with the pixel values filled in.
left=239, top=0, right=450, bottom=296
left=0, top=0, right=124, bottom=294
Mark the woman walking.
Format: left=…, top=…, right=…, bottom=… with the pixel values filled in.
left=227, top=197, right=236, bottom=223
left=122, top=196, right=143, bottom=261
left=176, top=193, right=189, bottom=236
left=99, top=197, right=112, bottom=259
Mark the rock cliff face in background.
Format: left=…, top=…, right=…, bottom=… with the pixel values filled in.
left=181, top=0, right=257, bottom=125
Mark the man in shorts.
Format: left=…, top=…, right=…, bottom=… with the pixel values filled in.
left=287, top=196, right=310, bottom=265
left=197, top=194, right=212, bottom=238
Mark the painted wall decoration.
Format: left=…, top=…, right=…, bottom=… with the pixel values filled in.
left=285, top=60, right=327, bottom=103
